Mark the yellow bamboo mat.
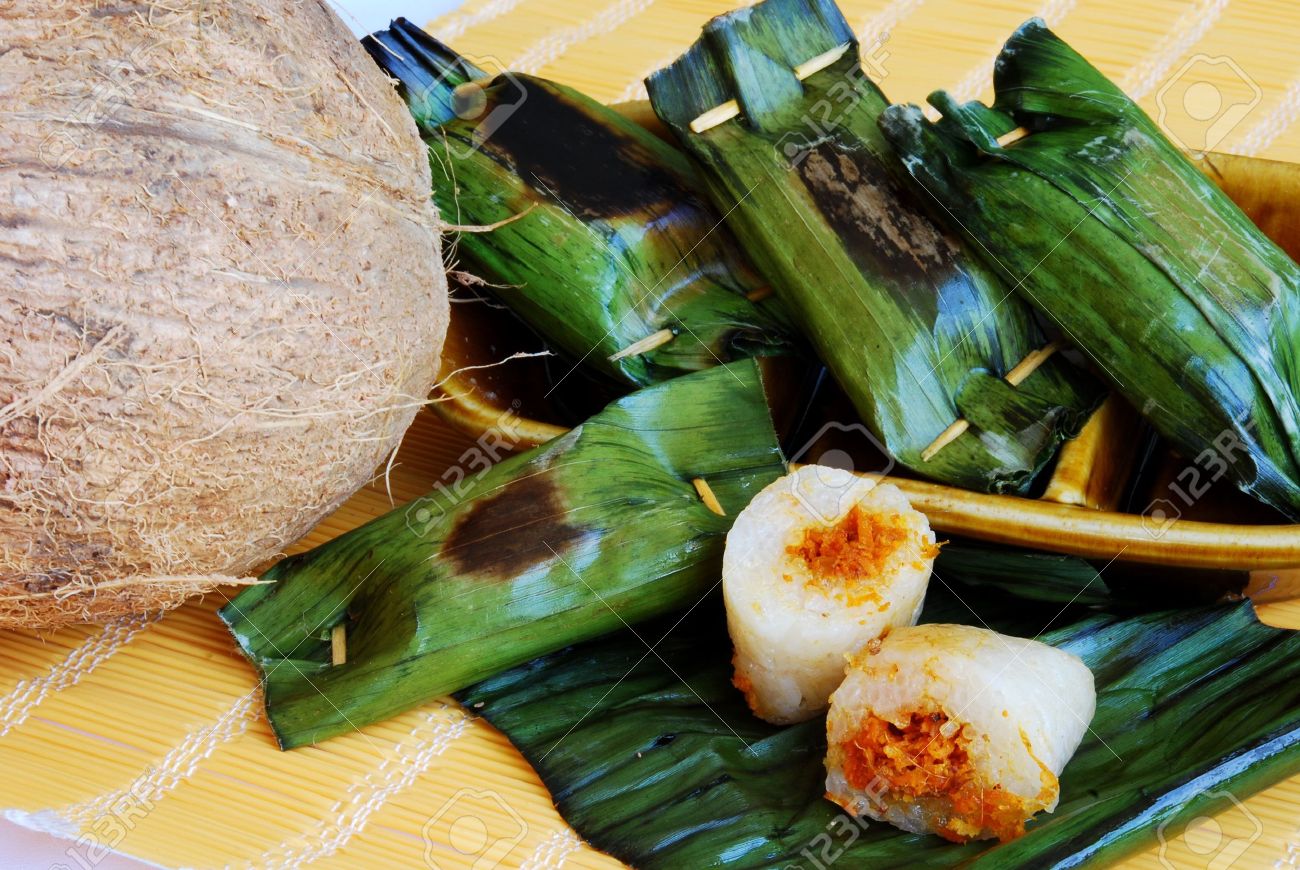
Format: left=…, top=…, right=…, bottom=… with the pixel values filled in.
left=4, top=1, right=1300, bottom=867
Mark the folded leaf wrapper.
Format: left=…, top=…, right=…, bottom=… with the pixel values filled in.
left=880, top=19, right=1300, bottom=517
left=645, top=0, right=1102, bottom=493
left=460, top=550, right=1300, bottom=867
left=221, top=361, right=784, bottom=748
left=364, top=19, right=793, bottom=387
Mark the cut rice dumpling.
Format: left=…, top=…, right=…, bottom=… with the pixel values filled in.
left=825, top=623, right=1095, bottom=842
left=724, top=465, right=937, bottom=724
left=880, top=19, right=1300, bottom=517
left=646, top=0, right=1102, bottom=493
left=365, top=19, right=792, bottom=387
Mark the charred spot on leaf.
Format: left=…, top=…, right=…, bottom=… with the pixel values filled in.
left=441, top=472, right=591, bottom=577
left=473, top=75, right=687, bottom=220
left=796, top=142, right=966, bottom=320
left=653, top=733, right=677, bottom=748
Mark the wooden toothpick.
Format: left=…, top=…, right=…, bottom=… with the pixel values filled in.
left=920, top=342, right=1062, bottom=462
left=921, top=419, right=971, bottom=462
left=996, top=127, right=1031, bottom=147
left=330, top=624, right=347, bottom=666
left=690, top=101, right=742, bottom=135
left=1005, top=341, right=1061, bottom=386
left=689, top=43, right=854, bottom=133
left=692, top=477, right=727, bottom=516
left=609, top=328, right=675, bottom=362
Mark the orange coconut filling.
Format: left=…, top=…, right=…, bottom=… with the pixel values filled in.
left=835, top=711, right=1048, bottom=843
left=731, top=666, right=761, bottom=712
left=787, top=506, right=925, bottom=606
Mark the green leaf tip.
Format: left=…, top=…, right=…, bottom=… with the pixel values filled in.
left=363, top=18, right=488, bottom=128
left=989, top=16, right=1133, bottom=124
left=647, top=0, right=862, bottom=134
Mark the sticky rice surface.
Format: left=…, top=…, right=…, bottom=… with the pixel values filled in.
left=724, top=465, right=936, bottom=723
left=825, top=623, right=1096, bottom=841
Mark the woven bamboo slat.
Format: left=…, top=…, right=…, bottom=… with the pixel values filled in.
left=3, top=1, right=1299, bottom=867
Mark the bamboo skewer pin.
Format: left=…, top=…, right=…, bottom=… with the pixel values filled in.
left=612, top=286, right=774, bottom=361
left=921, top=342, right=1062, bottom=462
left=692, top=477, right=727, bottom=516
left=690, top=42, right=1049, bottom=465
left=609, top=327, right=675, bottom=362
left=686, top=40, right=1052, bottom=466
left=611, top=46, right=853, bottom=361
left=996, top=127, right=1031, bottom=147
left=689, top=43, right=854, bottom=134
left=330, top=624, right=347, bottom=666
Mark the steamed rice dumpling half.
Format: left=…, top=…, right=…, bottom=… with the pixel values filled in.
left=646, top=0, right=1102, bottom=493
left=880, top=19, right=1300, bottom=517
left=365, top=19, right=792, bottom=387
left=825, top=623, right=1095, bottom=842
left=724, top=466, right=937, bottom=724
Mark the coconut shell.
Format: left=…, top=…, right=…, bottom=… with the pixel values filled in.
left=0, top=0, right=449, bottom=628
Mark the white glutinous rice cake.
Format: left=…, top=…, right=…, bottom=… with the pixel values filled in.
left=825, top=623, right=1096, bottom=842
left=723, top=465, right=937, bottom=724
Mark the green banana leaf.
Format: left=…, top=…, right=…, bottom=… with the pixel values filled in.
left=459, top=548, right=1300, bottom=868
left=220, top=361, right=784, bottom=749
left=645, top=0, right=1103, bottom=494
left=937, top=541, right=1247, bottom=609
left=930, top=541, right=1118, bottom=608
left=363, top=20, right=793, bottom=387
left=879, top=19, right=1300, bottom=518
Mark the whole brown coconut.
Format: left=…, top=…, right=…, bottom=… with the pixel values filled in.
left=0, top=0, right=449, bottom=628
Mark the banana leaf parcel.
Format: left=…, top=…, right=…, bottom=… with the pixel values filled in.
left=645, top=0, right=1102, bottom=493
left=363, top=20, right=792, bottom=387
left=879, top=19, right=1300, bottom=517
left=221, top=360, right=784, bottom=749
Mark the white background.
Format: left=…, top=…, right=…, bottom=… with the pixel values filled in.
left=0, top=3, right=463, bottom=868
left=328, top=0, right=463, bottom=35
